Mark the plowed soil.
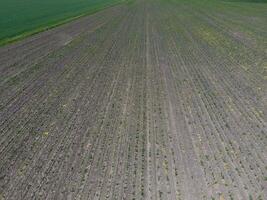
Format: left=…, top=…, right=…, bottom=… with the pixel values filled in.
left=0, top=0, right=266, bottom=199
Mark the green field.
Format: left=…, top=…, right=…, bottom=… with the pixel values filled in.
left=0, top=0, right=123, bottom=45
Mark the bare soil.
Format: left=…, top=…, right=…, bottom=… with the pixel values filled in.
left=0, top=0, right=266, bottom=199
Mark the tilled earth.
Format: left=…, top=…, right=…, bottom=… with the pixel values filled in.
left=0, top=0, right=266, bottom=199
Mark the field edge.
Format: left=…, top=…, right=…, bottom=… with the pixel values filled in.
left=0, top=0, right=129, bottom=47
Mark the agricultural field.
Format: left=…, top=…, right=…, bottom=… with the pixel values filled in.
left=0, top=0, right=266, bottom=199
left=0, top=0, right=124, bottom=45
